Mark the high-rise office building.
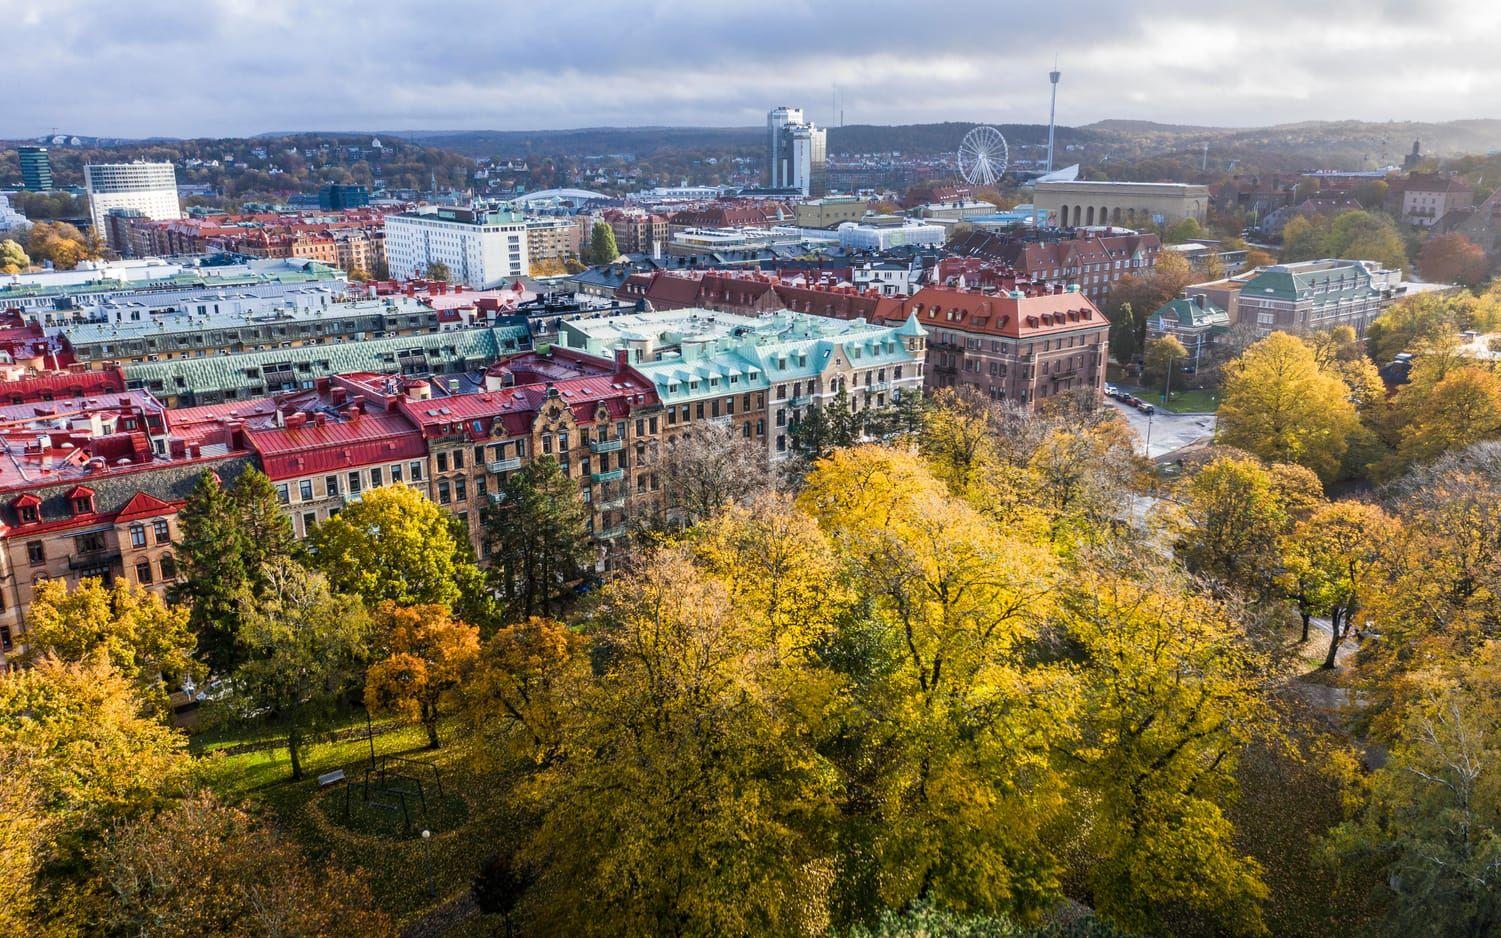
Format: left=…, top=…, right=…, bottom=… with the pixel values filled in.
left=19, top=147, right=53, bottom=191
left=319, top=183, right=370, bottom=211
left=84, top=162, right=181, bottom=248
left=766, top=107, right=827, bottom=196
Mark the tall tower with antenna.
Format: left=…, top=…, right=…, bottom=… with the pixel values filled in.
left=1046, top=59, right=1061, bottom=173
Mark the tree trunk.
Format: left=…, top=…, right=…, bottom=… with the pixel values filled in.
left=288, top=717, right=303, bottom=780
left=1300, top=611, right=1311, bottom=644
left=1321, top=608, right=1343, bottom=670
left=425, top=710, right=441, bottom=749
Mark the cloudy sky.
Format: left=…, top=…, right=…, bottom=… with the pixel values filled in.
left=3, top=0, right=1499, bottom=138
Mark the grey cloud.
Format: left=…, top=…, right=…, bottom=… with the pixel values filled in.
left=1, top=0, right=1497, bottom=138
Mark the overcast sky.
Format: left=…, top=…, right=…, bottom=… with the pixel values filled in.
left=4, top=0, right=1499, bottom=139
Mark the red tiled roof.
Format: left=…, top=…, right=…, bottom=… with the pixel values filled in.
left=248, top=410, right=427, bottom=480
left=115, top=491, right=177, bottom=522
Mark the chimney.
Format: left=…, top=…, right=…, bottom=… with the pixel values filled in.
left=614, top=347, right=631, bottom=371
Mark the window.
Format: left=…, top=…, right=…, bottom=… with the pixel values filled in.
left=17, top=505, right=37, bottom=524
left=371, top=467, right=384, bottom=487
left=453, top=450, right=465, bottom=470
left=455, top=478, right=467, bottom=501
left=325, top=475, right=340, bottom=497
left=437, top=452, right=449, bottom=472
left=299, top=480, right=314, bottom=501
left=77, top=531, right=107, bottom=553
left=276, top=484, right=289, bottom=504
left=0, top=625, right=11, bottom=652
left=348, top=472, right=362, bottom=494
left=153, top=519, right=170, bottom=544
left=391, top=463, right=403, bottom=484
left=438, top=480, right=451, bottom=504
left=410, top=461, right=424, bottom=481
left=136, top=560, right=153, bottom=585
left=130, top=524, right=147, bottom=549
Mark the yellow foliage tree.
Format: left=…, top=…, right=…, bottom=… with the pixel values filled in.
left=365, top=602, right=480, bottom=748
left=23, top=577, right=198, bottom=712
left=1217, top=332, right=1360, bottom=483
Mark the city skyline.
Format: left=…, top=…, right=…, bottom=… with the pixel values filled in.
left=4, top=0, right=1500, bottom=139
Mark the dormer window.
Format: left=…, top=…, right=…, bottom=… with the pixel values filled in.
left=18, top=506, right=37, bottom=524
left=72, top=495, right=94, bottom=515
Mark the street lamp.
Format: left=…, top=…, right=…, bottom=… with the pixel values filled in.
left=421, top=829, right=435, bottom=899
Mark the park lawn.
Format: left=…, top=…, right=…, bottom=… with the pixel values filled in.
left=196, top=714, right=519, bottom=928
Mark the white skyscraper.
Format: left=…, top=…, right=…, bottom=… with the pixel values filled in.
left=766, top=107, right=827, bottom=196
left=84, top=162, right=181, bottom=245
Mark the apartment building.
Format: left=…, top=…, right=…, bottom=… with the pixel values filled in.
left=385, top=206, right=529, bottom=287
left=85, top=162, right=182, bottom=249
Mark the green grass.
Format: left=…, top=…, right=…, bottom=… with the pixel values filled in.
left=195, top=714, right=521, bottom=928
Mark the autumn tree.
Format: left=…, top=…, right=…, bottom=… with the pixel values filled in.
left=1361, top=442, right=1501, bottom=694
left=1216, top=332, right=1361, bottom=483
left=311, top=482, right=487, bottom=614
left=652, top=421, right=776, bottom=527
left=85, top=793, right=395, bottom=937
left=24, top=220, right=97, bottom=271
left=1281, top=210, right=1407, bottom=274
left=0, top=238, right=28, bottom=274
left=1391, top=364, right=1501, bottom=469
left=800, top=446, right=1071, bottom=921
left=1281, top=502, right=1397, bottom=669
left=1327, top=643, right=1501, bottom=936
left=1365, top=290, right=1501, bottom=363
left=485, top=455, right=592, bottom=620
left=1169, top=455, right=1321, bottom=601
left=464, top=615, right=589, bottom=769
left=1143, top=334, right=1189, bottom=396
left=516, top=547, right=837, bottom=935
left=365, top=602, right=480, bottom=748
left=1059, top=570, right=1273, bottom=936
left=23, top=577, right=197, bottom=712
left=232, top=559, right=369, bottom=780
left=1418, top=232, right=1489, bottom=286
left=0, top=657, right=190, bottom=864
left=1105, top=251, right=1194, bottom=362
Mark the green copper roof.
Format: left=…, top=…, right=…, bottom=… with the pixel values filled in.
left=123, top=325, right=529, bottom=400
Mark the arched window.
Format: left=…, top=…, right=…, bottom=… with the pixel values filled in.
left=160, top=555, right=178, bottom=581
left=135, top=559, right=154, bottom=585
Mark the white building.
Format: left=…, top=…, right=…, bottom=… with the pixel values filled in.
left=84, top=163, right=181, bottom=243
left=837, top=219, right=946, bottom=252
left=766, top=107, right=827, bottom=197
left=0, top=194, right=29, bottom=235
left=384, top=205, right=529, bottom=288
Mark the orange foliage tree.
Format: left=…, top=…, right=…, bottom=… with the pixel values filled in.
left=364, top=602, right=480, bottom=748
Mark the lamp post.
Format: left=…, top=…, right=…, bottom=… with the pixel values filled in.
left=421, top=829, right=435, bottom=899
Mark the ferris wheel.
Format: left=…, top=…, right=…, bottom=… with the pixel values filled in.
left=957, top=125, right=1009, bottom=187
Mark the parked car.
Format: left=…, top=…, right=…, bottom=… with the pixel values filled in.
left=1138, top=402, right=1156, bottom=415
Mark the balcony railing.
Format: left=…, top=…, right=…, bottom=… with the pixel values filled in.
left=487, top=456, right=523, bottom=473
left=599, top=524, right=628, bottom=540
left=591, top=468, right=625, bottom=484
left=706, top=414, right=733, bottom=427
left=789, top=395, right=812, bottom=408
left=598, top=495, right=627, bottom=511
left=588, top=438, right=623, bottom=453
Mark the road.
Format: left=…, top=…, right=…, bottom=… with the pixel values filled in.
left=1107, top=399, right=1216, bottom=459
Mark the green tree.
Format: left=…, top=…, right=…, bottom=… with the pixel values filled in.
left=173, top=470, right=248, bottom=675
left=485, top=456, right=592, bottom=620
left=1109, top=301, right=1140, bottom=366
left=1165, top=217, right=1209, bottom=243
left=587, top=220, right=618, bottom=264
left=232, top=559, right=369, bottom=780
left=1216, top=332, right=1361, bottom=483
left=229, top=466, right=296, bottom=573
left=311, top=483, right=486, bottom=613
left=424, top=260, right=452, bottom=282
left=790, top=386, right=864, bottom=463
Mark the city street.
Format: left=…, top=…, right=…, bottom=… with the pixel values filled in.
left=1107, top=399, right=1216, bottom=460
